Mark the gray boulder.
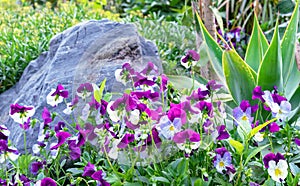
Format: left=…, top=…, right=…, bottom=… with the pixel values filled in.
left=0, top=19, right=162, bottom=153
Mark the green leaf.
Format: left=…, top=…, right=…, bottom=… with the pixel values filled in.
left=229, top=139, right=244, bottom=155
left=196, top=12, right=224, bottom=81
left=288, top=86, right=300, bottom=123
left=93, top=78, right=106, bottom=103
left=167, top=75, right=206, bottom=90
left=222, top=50, right=257, bottom=104
left=248, top=118, right=277, bottom=139
left=245, top=14, right=269, bottom=72
left=150, top=176, right=170, bottom=183
left=66, top=168, right=83, bottom=175
left=284, top=59, right=300, bottom=100
left=245, top=144, right=270, bottom=165
left=281, top=1, right=300, bottom=96
left=257, top=22, right=283, bottom=91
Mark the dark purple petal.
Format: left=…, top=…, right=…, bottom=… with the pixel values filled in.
left=89, top=96, right=101, bottom=110
left=187, top=50, right=200, bottom=61
left=295, top=138, right=300, bottom=146
left=206, top=80, right=222, bottom=91
left=77, top=83, right=93, bottom=93
left=51, top=84, right=68, bottom=98
left=10, top=103, right=33, bottom=115
left=122, top=63, right=135, bottom=75
left=240, top=100, right=251, bottom=112
left=272, top=93, right=287, bottom=105
left=215, top=147, right=228, bottom=157
left=54, top=121, right=65, bottom=133
left=117, top=133, right=135, bottom=148
left=216, top=125, right=230, bottom=140
left=100, top=99, right=108, bottom=115
left=42, top=107, right=52, bottom=126
left=170, top=101, right=199, bottom=114
left=71, top=95, right=79, bottom=106
left=40, top=177, right=57, bottom=186
left=91, top=170, right=110, bottom=186
left=195, top=101, right=213, bottom=117
left=0, top=140, right=8, bottom=151
left=252, top=86, right=265, bottom=102
left=68, top=140, right=81, bottom=160
left=31, top=161, right=43, bottom=175
left=83, top=162, right=96, bottom=177
left=77, top=127, right=88, bottom=147
left=275, top=153, right=285, bottom=163
left=188, top=88, right=210, bottom=101
left=263, top=153, right=276, bottom=168
left=269, top=122, right=280, bottom=133
left=50, top=131, right=71, bottom=150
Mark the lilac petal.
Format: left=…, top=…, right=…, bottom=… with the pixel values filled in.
left=195, top=101, right=213, bottom=117
left=82, top=162, right=96, bottom=177
left=206, top=80, right=222, bottom=91
left=20, top=118, right=30, bottom=130
left=168, top=107, right=187, bottom=124
left=187, top=50, right=200, bottom=61
left=269, top=122, right=280, bottom=133
left=173, top=129, right=200, bottom=144
left=249, top=182, right=260, bottom=186
left=50, top=131, right=71, bottom=150
left=40, top=177, right=57, bottom=186
left=42, top=107, right=52, bottom=126
left=140, top=62, right=158, bottom=75
left=89, top=96, right=100, bottom=110
left=117, top=133, right=135, bottom=148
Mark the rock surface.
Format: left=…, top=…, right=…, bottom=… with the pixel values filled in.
left=0, top=19, right=162, bottom=153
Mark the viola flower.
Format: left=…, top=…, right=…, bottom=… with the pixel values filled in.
left=9, top=103, right=35, bottom=124
left=268, top=158, right=288, bottom=183
left=187, top=87, right=209, bottom=101
left=213, top=147, right=233, bottom=174
left=157, top=115, right=182, bottom=140
left=68, top=140, right=81, bottom=160
left=54, top=121, right=65, bottom=133
left=0, top=125, right=10, bottom=141
left=216, top=125, right=230, bottom=140
left=46, top=84, right=68, bottom=107
left=173, top=129, right=200, bottom=154
left=206, top=80, right=222, bottom=92
left=77, top=83, right=93, bottom=99
left=181, top=50, right=200, bottom=68
left=31, top=161, right=44, bottom=175
left=35, top=177, right=57, bottom=186
left=91, top=170, right=110, bottom=186
left=252, top=86, right=265, bottom=101
left=195, top=101, right=213, bottom=118
left=42, top=107, right=52, bottom=127
left=232, top=105, right=253, bottom=127
left=269, top=122, right=280, bottom=133
left=50, top=131, right=71, bottom=150
left=117, top=133, right=135, bottom=148
left=168, top=107, right=187, bottom=125
left=0, top=140, right=19, bottom=163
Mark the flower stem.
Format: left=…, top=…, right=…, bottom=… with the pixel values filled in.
left=23, top=130, right=27, bottom=154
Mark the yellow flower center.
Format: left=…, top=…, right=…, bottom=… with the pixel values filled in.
left=242, top=115, right=248, bottom=121
left=278, top=109, right=282, bottom=114
left=275, top=168, right=282, bottom=177
left=169, top=125, right=175, bottom=131
left=219, top=161, right=225, bottom=168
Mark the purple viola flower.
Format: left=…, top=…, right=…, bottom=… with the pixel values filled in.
left=46, top=84, right=68, bottom=107
left=51, top=84, right=68, bottom=98
left=117, top=133, right=135, bottom=148
left=83, top=162, right=96, bottom=177
left=195, top=101, right=213, bottom=117
left=240, top=100, right=258, bottom=114
left=213, top=147, right=233, bottom=173
left=9, top=103, right=35, bottom=124
left=173, top=129, right=200, bottom=144
left=31, top=161, right=44, bottom=175
left=39, top=177, right=57, bottom=186
left=134, top=76, right=156, bottom=87
left=42, top=107, right=52, bottom=127
left=160, top=74, right=168, bottom=92
left=0, top=125, right=9, bottom=141
left=206, top=80, right=222, bottom=91
left=50, top=131, right=71, bottom=150
left=170, top=101, right=199, bottom=115
left=269, top=122, right=280, bottom=133
left=54, top=121, right=65, bottom=133
left=263, top=152, right=285, bottom=169
left=100, top=99, right=108, bottom=115
left=295, top=138, right=300, bottom=146
left=168, top=107, right=187, bottom=125
left=91, top=170, right=110, bottom=186
left=188, top=87, right=210, bottom=101
left=252, top=86, right=265, bottom=102
left=140, top=62, right=158, bottom=75
left=19, top=117, right=30, bottom=130
left=145, top=127, right=161, bottom=146
left=111, top=94, right=139, bottom=112
left=122, top=62, right=135, bottom=75
left=89, top=96, right=101, bottom=110
left=76, top=126, right=88, bottom=147
left=233, top=106, right=253, bottom=126
left=216, top=125, right=230, bottom=140
left=203, top=119, right=214, bottom=134
left=68, top=140, right=81, bottom=160
left=131, top=90, right=159, bottom=101
left=181, top=50, right=200, bottom=63
left=77, top=83, right=93, bottom=99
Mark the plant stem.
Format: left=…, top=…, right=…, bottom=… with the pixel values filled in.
left=23, top=130, right=27, bottom=154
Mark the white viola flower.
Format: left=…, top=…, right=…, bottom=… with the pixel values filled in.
left=254, top=132, right=264, bottom=142
left=270, top=101, right=291, bottom=121
left=129, top=109, right=140, bottom=125
left=63, top=102, right=73, bottom=115
left=9, top=103, right=35, bottom=124
left=0, top=147, right=19, bottom=163
left=177, top=141, right=200, bottom=154
left=46, top=89, right=64, bottom=107
left=115, top=69, right=127, bottom=85
left=268, top=159, right=288, bottom=183
left=107, top=101, right=120, bottom=122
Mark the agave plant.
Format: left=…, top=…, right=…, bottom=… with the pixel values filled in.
left=197, top=0, right=300, bottom=123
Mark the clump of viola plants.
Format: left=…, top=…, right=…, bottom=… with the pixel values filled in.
left=1, top=50, right=300, bottom=185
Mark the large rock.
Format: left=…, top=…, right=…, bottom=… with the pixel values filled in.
left=0, top=19, right=162, bottom=153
